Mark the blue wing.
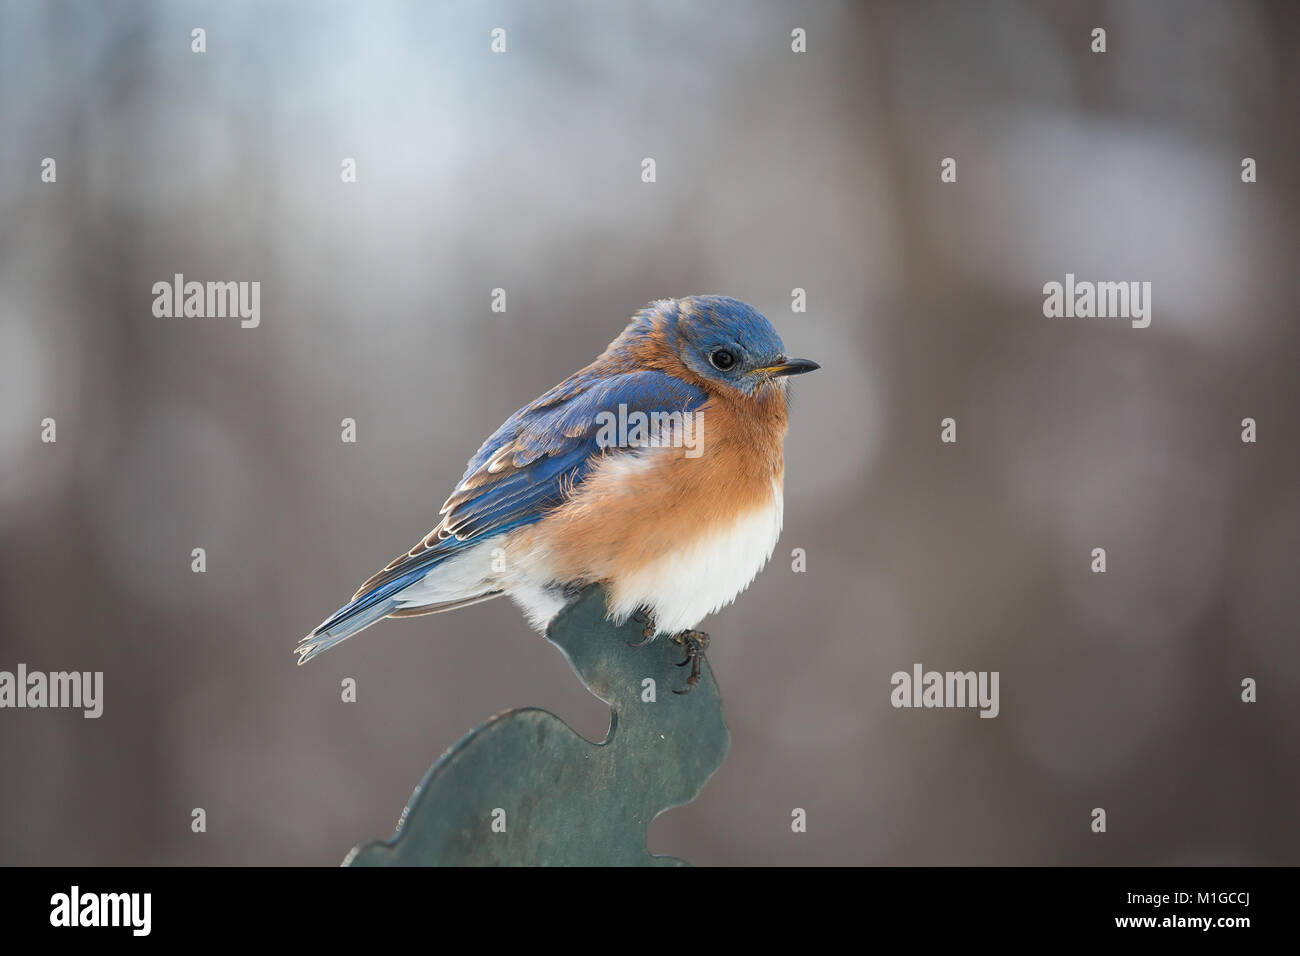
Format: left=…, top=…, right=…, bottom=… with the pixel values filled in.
left=301, top=368, right=707, bottom=654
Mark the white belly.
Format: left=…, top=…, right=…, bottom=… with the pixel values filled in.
left=397, top=472, right=785, bottom=639
left=604, top=479, right=784, bottom=635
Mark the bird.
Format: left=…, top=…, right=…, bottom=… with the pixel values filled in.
left=297, top=295, right=819, bottom=692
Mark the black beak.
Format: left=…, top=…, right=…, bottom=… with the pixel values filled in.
left=765, top=357, right=820, bottom=377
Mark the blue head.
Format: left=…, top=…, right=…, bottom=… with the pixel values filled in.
left=612, top=295, right=819, bottom=397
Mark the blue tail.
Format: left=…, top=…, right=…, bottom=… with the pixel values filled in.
left=296, top=567, right=434, bottom=665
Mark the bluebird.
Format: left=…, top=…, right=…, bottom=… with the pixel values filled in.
left=298, top=295, right=819, bottom=691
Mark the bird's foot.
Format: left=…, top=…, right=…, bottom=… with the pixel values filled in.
left=627, top=609, right=657, bottom=648
left=670, top=630, right=710, bottom=695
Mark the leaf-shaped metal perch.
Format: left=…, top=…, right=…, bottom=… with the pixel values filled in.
left=343, top=585, right=730, bottom=866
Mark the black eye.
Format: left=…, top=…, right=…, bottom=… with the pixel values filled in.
left=709, top=349, right=736, bottom=371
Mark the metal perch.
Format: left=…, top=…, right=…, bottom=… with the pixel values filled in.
left=344, top=585, right=731, bottom=866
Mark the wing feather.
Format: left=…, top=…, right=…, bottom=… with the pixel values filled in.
left=343, top=368, right=706, bottom=604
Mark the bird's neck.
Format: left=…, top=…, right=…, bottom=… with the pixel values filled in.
left=703, top=383, right=789, bottom=482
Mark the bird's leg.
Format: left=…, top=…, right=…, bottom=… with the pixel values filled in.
left=627, top=609, right=656, bottom=648
left=670, top=630, right=710, bottom=695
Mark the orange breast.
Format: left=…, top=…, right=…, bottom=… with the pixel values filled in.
left=510, top=387, right=788, bottom=583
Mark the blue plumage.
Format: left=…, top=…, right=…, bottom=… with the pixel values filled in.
left=299, top=368, right=707, bottom=660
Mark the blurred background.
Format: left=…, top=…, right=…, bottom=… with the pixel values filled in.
left=1, top=0, right=1297, bottom=865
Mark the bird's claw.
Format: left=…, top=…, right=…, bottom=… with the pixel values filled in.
left=627, top=609, right=656, bottom=647
left=670, top=630, right=709, bottom=695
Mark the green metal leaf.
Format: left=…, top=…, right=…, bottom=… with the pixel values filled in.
left=344, top=585, right=730, bottom=866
